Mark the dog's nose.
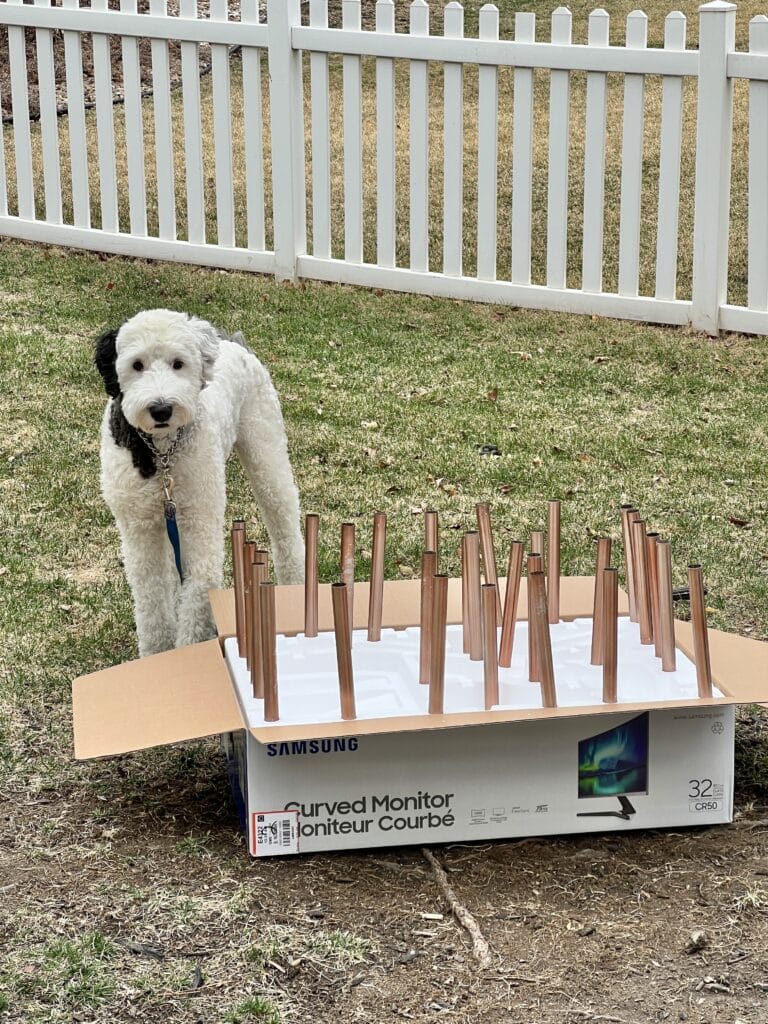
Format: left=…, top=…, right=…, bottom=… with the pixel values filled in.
left=149, top=402, right=174, bottom=424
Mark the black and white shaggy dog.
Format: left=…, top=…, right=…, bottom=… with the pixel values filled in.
left=95, top=309, right=304, bottom=656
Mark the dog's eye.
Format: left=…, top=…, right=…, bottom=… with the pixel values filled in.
left=172, top=359, right=184, bottom=371
left=132, top=360, right=144, bottom=372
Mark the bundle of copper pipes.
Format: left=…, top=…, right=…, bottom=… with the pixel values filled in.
left=232, top=500, right=714, bottom=724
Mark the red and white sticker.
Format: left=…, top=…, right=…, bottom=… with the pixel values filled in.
left=252, top=810, right=299, bottom=857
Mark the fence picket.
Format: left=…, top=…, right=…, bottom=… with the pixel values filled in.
left=0, top=83, right=6, bottom=216
left=149, top=0, right=175, bottom=240
left=211, top=0, right=235, bottom=247
left=655, top=12, right=686, bottom=300
left=618, top=10, right=648, bottom=297
left=62, top=0, right=89, bottom=229
left=511, top=11, right=535, bottom=285
left=7, top=0, right=35, bottom=220
left=343, top=0, right=363, bottom=264
left=376, top=0, right=397, bottom=269
left=180, top=0, right=205, bottom=244
left=242, top=0, right=265, bottom=252
left=477, top=3, right=499, bottom=282
left=92, top=0, right=118, bottom=232
left=546, top=7, right=571, bottom=289
left=35, top=0, right=62, bottom=224
left=409, top=0, right=430, bottom=272
left=120, top=0, right=147, bottom=237
left=748, top=15, right=768, bottom=311
left=582, top=8, right=609, bottom=294
left=310, top=0, right=331, bottom=259
left=443, top=2, right=464, bottom=277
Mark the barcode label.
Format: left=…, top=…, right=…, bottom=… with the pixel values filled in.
left=252, top=810, right=299, bottom=857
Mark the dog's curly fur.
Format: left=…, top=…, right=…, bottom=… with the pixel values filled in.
left=96, top=309, right=304, bottom=656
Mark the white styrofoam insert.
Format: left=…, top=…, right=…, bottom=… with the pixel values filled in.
left=224, top=618, right=722, bottom=729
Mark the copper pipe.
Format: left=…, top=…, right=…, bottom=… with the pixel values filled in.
left=419, top=551, right=437, bottom=684
left=602, top=567, right=619, bottom=703
left=259, top=581, right=279, bottom=722
left=331, top=583, right=356, bottom=720
left=231, top=520, right=247, bottom=658
left=250, top=554, right=268, bottom=699
left=646, top=533, right=662, bottom=658
left=461, top=534, right=469, bottom=654
left=476, top=502, right=502, bottom=619
left=527, top=552, right=543, bottom=682
left=529, top=571, right=557, bottom=708
left=656, top=539, right=676, bottom=672
left=547, top=499, right=561, bottom=624
left=424, top=509, right=439, bottom=561
left=464, top=531, right=483, bottom=661
left=304, top=513, right=319, bottom=638
left=340, top=522, right=355, bottom=638
left=243, top=541, right=257, bottom=674
left=482, top=583, right=499, bottom=709
left=631, top=519, right=653, bottom=645
left=590, top=537, right=612, bottom=666
left=367, top=511, right=387, bottom=641
left=429, top=574, right=449, bottom=714
left=627, top=509, right=643, bottom=624
left=530, top=530, right=545, bottom=558
left=688, top=565, right=713, bottom=698
left=620, top=505, right=638, bottom=623
left=499, top=540, right=524, bottom=668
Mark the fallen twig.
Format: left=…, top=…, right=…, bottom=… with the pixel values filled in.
left=421, top=847, right=493, bottom=969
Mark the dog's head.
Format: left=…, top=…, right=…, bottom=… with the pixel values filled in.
left=95, top=310, right=220, bottom=436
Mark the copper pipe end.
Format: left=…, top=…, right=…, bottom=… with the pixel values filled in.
left=367, top=511, right=387, bottom=641
left=590, top=538, right=612, bottom=666
left=631, top=519, right=653, bottom=644
left=602, top=567, right=619, bottom=703
left=260, top=581, right=279, bottom=722
left=547, top=499, right=561, bottom=624
left=304, top=513, right=319, bottom=638
left=428, top=574, right=449, bottom=715
left=332, top=582, right=356, bottom=719
left=482, top=583, right=499, bottom=709
left=688, top=565, right=713, bottom=698
left=656, top=539, right=676, bottom=672
left=476, top=502, right=502, bottom=619
left=529, top=571, right=557, bottom=708
left=527, top=552, right=543, bottom=681
left=340, top=522, right=355, bottom=638
left=250, top=554, right=268, bottom=699
left=464, top=531, right=483, bottom=661
left=621, top=506, right=639, bottom=623
left=231, top=522, right=248, bottom=659
left=645, top=533, right=661, bottom=658
left=424, top=509, right=439, bottom=560
left=499, top=540, right=524, bottom=668
left=419, top=551, right=437, bottom=684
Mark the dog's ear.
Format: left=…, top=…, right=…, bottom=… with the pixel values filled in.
left=94, top=329, right=121, bottom=398
left=188, top=316, right=220, bottom=383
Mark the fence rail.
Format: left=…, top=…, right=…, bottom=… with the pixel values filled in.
left=0, top=0, right=766, bottom=336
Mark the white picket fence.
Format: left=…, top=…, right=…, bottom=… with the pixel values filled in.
left=0, top=0, right=767, bottom=335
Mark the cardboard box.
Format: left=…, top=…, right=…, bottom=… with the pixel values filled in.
left=72, top=577, right=768, bottom=857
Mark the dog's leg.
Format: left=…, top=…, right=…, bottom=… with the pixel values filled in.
left=173, top=482, right=225, bottom=648
left=116, top=515, right=179, bottom=656
left=235, top=398, right=305, bottom=585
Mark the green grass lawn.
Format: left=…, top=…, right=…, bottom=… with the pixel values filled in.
left=0, top=234, right=767, bottom=1021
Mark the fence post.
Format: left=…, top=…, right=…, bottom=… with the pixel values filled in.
left=691, top=1, right=736, bottom=335
left=267, top=0, right=306, bottom=282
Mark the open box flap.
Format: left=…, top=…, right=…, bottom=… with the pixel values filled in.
left=72, top=639, right=244, bottom=759
left=209, top=574, right=628, bottom=638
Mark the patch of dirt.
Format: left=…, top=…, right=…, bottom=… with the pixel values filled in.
left=2, top=710, right=768, bottom=1022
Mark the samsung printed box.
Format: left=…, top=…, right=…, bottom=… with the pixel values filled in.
left=72, top=577, right=766, bottom=857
